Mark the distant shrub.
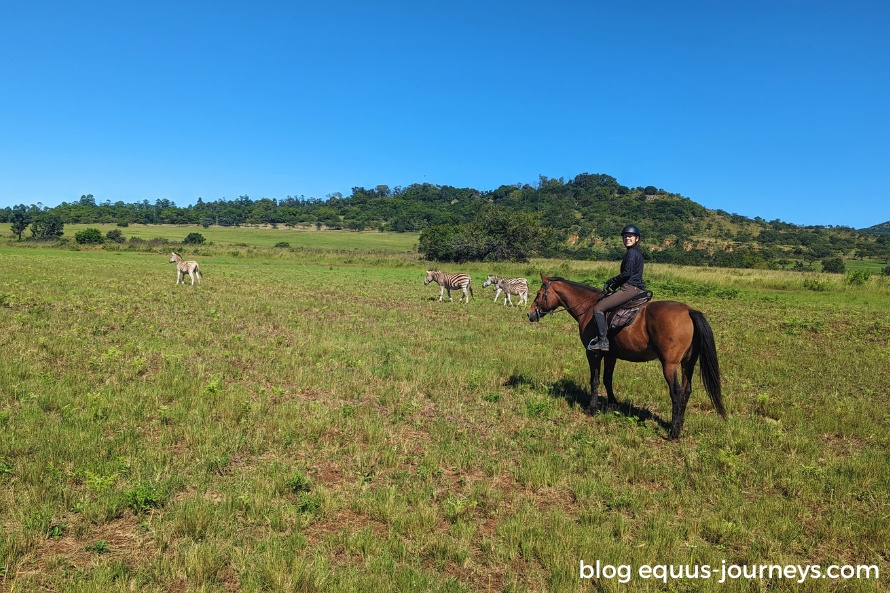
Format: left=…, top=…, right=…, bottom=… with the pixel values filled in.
left=274, top=241, right=290, bottom=248
left=128, top=236, right=147, bottom=245
left=821, top=257, right=845, bottom=274
left=883, top=266, right=890, bottom=276
left=803, top=278, right=828, bottom=292
left=75, top=228, right=105, bottom=244
left=183, top=232, right=205, bottom=245
left=105, top=229, right=125, bottom=243
left=846, top=270, right=871, bottom=286
left=116, top=221, right=129, bottom=227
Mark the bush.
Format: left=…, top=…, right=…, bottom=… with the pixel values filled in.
left=105, top=229, right=125, bottom=243
left=274, top=242, right=290, bottom=248
left=846, top=270, right=871, bottom=286
left=183, top=232, right=205, bottom=245
left=803, top=278, right=828, bottom=292
left=821, top=257, right=845, bottom=274
left=75, top=228, right=105, bottom=244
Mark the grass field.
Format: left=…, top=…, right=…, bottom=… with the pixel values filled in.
left=36, top=223, right=421, bottom=252
left=0, top=231, right=888, bottom=592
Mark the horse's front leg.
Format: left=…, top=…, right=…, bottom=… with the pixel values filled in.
left=438, top=286, right=445, bottom=301
left=584, top=350, right=602, bottom=413
left=602, top=356, right=618, bottom=408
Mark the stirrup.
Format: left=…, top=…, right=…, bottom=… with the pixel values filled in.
left=587, top=337, right=609, bottom=351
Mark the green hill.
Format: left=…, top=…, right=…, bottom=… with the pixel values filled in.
left=4, top=173, right=890, bottom=268
left=861, top=221, right=890, bottom=235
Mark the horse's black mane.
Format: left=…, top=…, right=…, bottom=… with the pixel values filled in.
left=547, top=276, right=603, bottom=293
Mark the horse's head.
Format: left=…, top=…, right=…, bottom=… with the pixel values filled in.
left=424, top=270, right=436, bottom=285
left=169, top=252, right=180, bottom=264
left=482, top=275, right=498, bottom=288
left=527, top=273, right=561, bottom=322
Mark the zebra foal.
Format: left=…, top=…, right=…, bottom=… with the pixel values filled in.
left=482, top=275, right=529, bottom=306
left=424, top=270, right=473, bottom=303
left=169, top=252, right=203, bottom=285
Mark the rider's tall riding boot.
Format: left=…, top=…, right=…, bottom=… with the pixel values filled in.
left=586, top=312, right=610, bottom=351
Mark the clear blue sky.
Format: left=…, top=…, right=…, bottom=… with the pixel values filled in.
left=2, top=1, right=888, bottom=228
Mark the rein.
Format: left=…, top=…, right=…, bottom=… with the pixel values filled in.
left=538, top=281, right=603, bottom=319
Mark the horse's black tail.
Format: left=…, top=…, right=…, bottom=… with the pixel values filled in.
left=690, top=310, right=726, bottom=419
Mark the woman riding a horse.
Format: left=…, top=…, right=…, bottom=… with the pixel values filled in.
left=526, top=255, right=726, bottom=439
left=588, top=224, right=646, bottom=352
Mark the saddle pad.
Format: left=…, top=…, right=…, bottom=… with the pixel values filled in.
left=607, top=290, right=653, bottom=330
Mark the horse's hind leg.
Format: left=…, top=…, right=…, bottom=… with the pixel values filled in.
left=663, top=361, right=690, bottom=439
left=681, top=354, right=696, bottom=400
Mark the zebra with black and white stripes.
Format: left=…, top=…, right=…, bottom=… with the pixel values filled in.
left=482, top=275, right=529, bottom=306
left=424, top=270, right=473, bottom=303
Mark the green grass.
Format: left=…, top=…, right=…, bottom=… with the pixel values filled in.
left=37, top=223, right=421, bottom=251
left=0, top=234, right=888, bottom=592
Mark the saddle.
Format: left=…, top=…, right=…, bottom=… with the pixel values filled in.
left=606, top=290, right=653, bottom=331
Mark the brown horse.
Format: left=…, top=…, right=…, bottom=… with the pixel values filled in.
left=527, top=274, right=725, bottom=439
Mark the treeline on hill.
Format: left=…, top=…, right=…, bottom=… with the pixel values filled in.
left=3, top=173, right=890, bottom=268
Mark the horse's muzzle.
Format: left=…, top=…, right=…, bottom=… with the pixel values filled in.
left=527, top=309, right=547, bottom=322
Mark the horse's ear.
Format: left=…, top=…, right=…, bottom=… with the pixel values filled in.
left=540, top=273, right=550, bottom=282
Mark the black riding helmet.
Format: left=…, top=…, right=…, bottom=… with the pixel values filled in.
left=621, top=224, right=641, bottom=238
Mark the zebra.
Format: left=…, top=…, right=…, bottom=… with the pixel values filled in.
left=424, top=270, right=473, bottom=303
left=169, top=252, right=203, bottom=285
left=482, top=275, right=529, bottom=306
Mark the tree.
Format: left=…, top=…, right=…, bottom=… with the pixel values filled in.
left=821, top=257, right=845, bottom=274
left=10, top=211, right=29, bottom=241
left=417, top=225, right=457, bottom=261
left=418, top=205, right=555, bottom=262
left=29, top=213, right=64, bottom=240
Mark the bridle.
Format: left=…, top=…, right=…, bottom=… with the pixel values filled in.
left=529, top=279, right=601, bottom=321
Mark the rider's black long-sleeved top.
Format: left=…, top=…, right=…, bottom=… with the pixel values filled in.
left=609, top=244, right=646, bottom=290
